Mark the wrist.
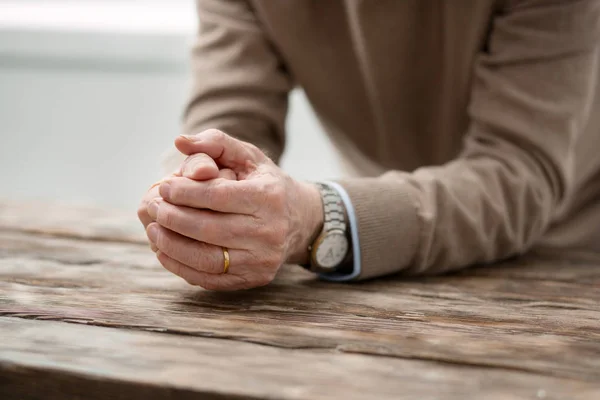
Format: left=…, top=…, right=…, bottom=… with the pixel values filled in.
left=286, top=181, right=324, bottom=265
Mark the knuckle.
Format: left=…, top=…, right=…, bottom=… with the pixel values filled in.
left=156, top=232, right=172, bottom=254
left=228, top=220, right=246, bottom=240
left=238, top=183, right=266, bottom=215
left=137, top=204, right=147, bottom=221
left=271, top=184, right=286, bottom=203
left=276, top=219, right=291, bottom=239
left=205, top=128, right=226, bottom=142
left=240, top=185, right=262, bottom=214
left=193, top=215, right=206, bottom=236
left=158, top=183, right=170, bottom=201
left=206, top=183, right=225, bottom=206
left=180, top=158, right=193, bottom=175
left=202, top=186, right=215, bottom=206
left=188, top=153, right=211, bottom=169
left=158, top=207, right=175, bottom=228
left=153, top=227, right=172, bottom=253
left=219, top=168, right=236, bottom=180
left=182, top=182, right=205, bottom=205
left=188, top=153, right=204, bottom=162
left=264, top=182, right=286, bottom=211
left=221, top=224, right=238, bottom=244
left=212, top=182, right=237, bottom=209
left=156, top=251, right=167, bottom=267
left=167, top=181, right=185, bottom=203
left=190, top=247, right=208, bottom=271
left=262, top=224, right=287, bottom=248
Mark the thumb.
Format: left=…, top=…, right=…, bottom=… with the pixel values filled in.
left=175, top=129, right=265, bottom=171
left=180, top=153, right=220, bottom=181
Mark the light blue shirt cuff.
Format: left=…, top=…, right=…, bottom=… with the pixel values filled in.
left=316, top=181, right=361, bottom=282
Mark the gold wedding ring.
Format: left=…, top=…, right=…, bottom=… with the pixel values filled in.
left=222, top=247, right=230, bottom=274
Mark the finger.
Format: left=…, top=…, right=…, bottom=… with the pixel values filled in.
left=175, top=129, right=266, bottom=171
left=159, top=177, right=261, bottom=214
left=156, top=250, right=216, bottom=287
left=156, top=250, right=265, bottom=291
left=219, top=168, right=237, bottom=180
left=137, top=185, right=161, bottom=228
left=138, top=170, right=182, bottom=230
left=180, top=153, right=219, bottom=181
left=146, top=199, right=261, bottom=249
left=146, top=223, right=248, bottom=274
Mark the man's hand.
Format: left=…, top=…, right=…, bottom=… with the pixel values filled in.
left=137, top=152, right=235, bottom=250
left=143, top=129, right=324, bottom=291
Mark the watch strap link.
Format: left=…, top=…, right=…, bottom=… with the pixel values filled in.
left=316, top=183, right=347, bottom=234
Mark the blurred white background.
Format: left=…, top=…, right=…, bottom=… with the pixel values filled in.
left=0, top=0, right=342, bottom=211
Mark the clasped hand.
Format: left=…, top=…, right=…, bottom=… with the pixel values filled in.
left=138, top=130, right=323, bottom=291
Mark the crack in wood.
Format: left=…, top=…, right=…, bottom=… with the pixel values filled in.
left=3, top=312, right=594, bottom=385
left=3, top=278, right=100, bottom=290
left=0, top=226, right=146, bottom=246
left=2, top=202, right=600, bottom=397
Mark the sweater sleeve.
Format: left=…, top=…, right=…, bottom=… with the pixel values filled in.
left=182, top=0, right=293, bottom=163
left=336, top=0, right=600, bottom=280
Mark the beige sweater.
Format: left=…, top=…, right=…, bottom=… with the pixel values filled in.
left=180, top=0, right=600, bottom=280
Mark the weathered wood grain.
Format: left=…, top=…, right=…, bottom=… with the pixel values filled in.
left=1, top=201, right=600, bottom=399
left=2, top=317, right=599, bottom=400
left=0, top=230, right=599, bottom=383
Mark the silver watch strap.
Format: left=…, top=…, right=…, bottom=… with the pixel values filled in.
left=316, top=183, right=347, bottom=233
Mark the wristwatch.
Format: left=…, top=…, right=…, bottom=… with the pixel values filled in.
left=304, top=183, right=351, bottom=274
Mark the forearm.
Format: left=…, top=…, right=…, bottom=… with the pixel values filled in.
left=332, top=0, right=600, bottom=281
left=335, top=138, right=556, bottom=280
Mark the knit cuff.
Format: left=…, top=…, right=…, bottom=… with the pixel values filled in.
left=334, top=176, right=422, bottom=280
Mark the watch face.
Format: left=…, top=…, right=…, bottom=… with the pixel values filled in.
left=315, top=231, right=349, bottom=269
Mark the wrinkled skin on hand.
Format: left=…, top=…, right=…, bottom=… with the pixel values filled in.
left=138, top=129, right=323, bottom=291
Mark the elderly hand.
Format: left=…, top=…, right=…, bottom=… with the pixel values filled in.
left=137, top=151, right=236, bottom=250
left=142, top=129, right=324, bottom=291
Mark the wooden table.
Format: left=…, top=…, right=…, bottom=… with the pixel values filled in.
left=0, top=201, right=599, bottom=399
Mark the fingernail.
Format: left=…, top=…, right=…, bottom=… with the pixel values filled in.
left=147, top=200, right=159, bottom=219
left=147, top=223, right=159, bottom=243
left=159, top=182, right=171, bottom=200
left=181, top=160, right=193, bottom=177
left=179, top=134, right=198, bottom=142
left=182, top=160, right=202, bottom=178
